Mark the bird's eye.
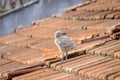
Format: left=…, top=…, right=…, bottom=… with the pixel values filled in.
left=62, top=33, right=66, bottom=35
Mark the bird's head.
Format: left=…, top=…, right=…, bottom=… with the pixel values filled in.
left=54, top=31, right=66, bottom=38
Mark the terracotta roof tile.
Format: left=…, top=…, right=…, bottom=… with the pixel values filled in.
left=96, top=0, right=119, bottom=3
left=114, top=51, right=120, bottom=58
left=64, top=1, right=91, bottom=12
left=0, top=45, right=19, bottom=57
left=0, top=34, right=29, bottom=45
left=114, top=75, right=120, bottom=80
left=0, top=58, right=12, bottom=67
left=0, top=61, right=45, bottom=79
left=62, top=0, right=120, bottom=20
left=106, top=11, right=120, bottom=19
left=17, top=25, right=56, bottom=38
left=50, top=55, right=120, bottom=80
left=2, top=48, right=44, bottom=64
left=12, top=67, right=90, bottom=80
left=63, top=10, right=120, bottom=20
left=0, top=0, right=120, bottom=80
left=87, top=40, right=120, bottom=57
left=8, top=38, right=44, bottom=48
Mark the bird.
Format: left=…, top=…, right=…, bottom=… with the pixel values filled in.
left=54, top=31, right=76, bottom=63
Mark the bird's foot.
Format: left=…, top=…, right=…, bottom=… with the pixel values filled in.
left=65, top=56, right=68, bottom=61
left=61, top=59, right=66, bottom=63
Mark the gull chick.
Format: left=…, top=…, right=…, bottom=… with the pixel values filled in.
left=54, top=31, right=76, bottom=62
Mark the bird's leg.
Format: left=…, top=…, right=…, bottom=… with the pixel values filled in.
left=65, top=51, right=68, bottom=61
left=62, top=53, right=64, bottom=63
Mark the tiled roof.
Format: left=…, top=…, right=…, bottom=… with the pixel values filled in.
left=0, top=0, right=120, bottom=80
left=50, top=55, right=120, bottom=80
left=62, top=0, right=120, bottom=20
left=87, top=40, right=120, bottom=57
left=0, top=58, right=44, bottom=79
left=12, top=68, right=91, bottom=80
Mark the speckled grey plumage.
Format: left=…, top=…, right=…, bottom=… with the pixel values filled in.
left=54, top=31, right=76, bottom=62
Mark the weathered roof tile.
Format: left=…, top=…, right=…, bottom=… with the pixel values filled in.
left=12, top=67, right=90, bottom=80
left=50, top=55, right=120, bottom=80
left=87, top=40, right=120, bottom=57
left=0, top=0, right=120, bottom=80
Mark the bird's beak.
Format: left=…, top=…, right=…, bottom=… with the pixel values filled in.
left=62, top=32, right=66, bottom=35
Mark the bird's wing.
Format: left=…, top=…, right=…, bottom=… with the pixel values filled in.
left=57, top=37, right=76, bottom=48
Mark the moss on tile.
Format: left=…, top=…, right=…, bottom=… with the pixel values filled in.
left=0, top=9, right=7, bottom=14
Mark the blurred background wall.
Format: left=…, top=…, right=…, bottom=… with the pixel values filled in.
left=0, top=0, right=85, bottom=36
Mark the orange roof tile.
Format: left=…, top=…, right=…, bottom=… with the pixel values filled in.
left=12, top=67, right=90, bottom=80
left=50, top=55, right=120, bottom=80
left=0, top=0, right=120, bottom=80
left=87, top=40, right=120, bottom=57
